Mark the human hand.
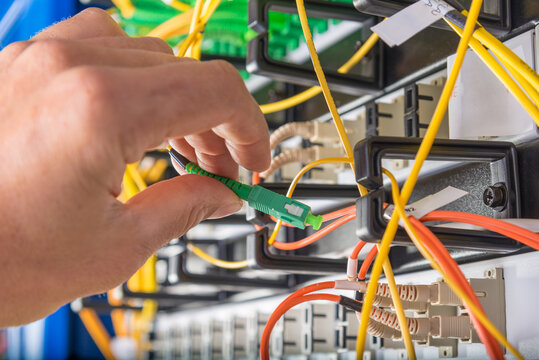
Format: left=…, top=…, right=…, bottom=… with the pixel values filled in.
left=0, top=8, right=269, bottom=326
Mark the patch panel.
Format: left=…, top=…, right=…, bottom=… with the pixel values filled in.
left=152, top=265, right=507, bottom=359
left=361, top=78, right=448, bottom=140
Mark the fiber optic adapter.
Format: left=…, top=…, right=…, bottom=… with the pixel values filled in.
left=169, top=147, right=323, bottom=230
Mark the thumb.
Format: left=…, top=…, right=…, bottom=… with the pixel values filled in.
left=122, top=174, right=243, bottom=250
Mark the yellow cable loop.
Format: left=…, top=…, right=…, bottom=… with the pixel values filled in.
left=267, top=157, right=351, bottom=246
left=446, top=20, right=539, bottom=125
left=147, top=9, right=194, bottom=39
left=382, top=169, right=524, bottom=360
left=79, top=309, right=116, bottom=360
left=355, top=0, right=484, bottom=358
left=111, top=0, right=135, bottom=18
left=187, top=242, right=249, bottom=269
left=295, top=0, right=367, bottom=198
left=259, top=32, right=379, bottom=114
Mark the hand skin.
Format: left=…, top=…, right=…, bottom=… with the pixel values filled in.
left=0, top=8, right=270, bottom=327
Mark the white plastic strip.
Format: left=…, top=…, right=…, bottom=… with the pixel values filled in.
left=347, top=258, right=358, bottom=280
left=371, top=0, right=455, bottom=47
left=420, top=0, right=454, bottom=16
left=385, top=186, right=468, bottom=224
left=334, top=280, right=367, bottom=292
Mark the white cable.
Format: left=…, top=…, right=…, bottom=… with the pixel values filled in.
left=269, top=122, right=315, bottom=150
left=259, top=147, right=317, bottom=179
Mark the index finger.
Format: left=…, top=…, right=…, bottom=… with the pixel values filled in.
left=33, top=8, right=126, bottom=41
left=124, top=60, right=270, bottom=172
left=60, top=60, right=270, bottom=173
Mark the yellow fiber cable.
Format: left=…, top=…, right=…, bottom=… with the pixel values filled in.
left=177, top=22, right=205, bottom=57
left=295, top=0, right=367, bottom=197
left=146, top=158, right=170, bottom=184
left=502, top=57, right=539, bottom=107
left=110, top=310, right=127, bottom=337
left=167, top=0, right=191, bottom=12
left=112, top=0, right=135, bottom=18
left=383, top=169, right=524, bottom=360
left=294, top=0, right=356, bottom=164
left=267, top=157, right=350, bottom=246
left=177, top=0, right=222, bottom=57
left=192, top=33, right=203, bottom=60
left=126, top=163, right=148, bottom=191
left=186, top=0, right=204, bottom=58
left=260, top=87, right=323, bottom=114
left=259, top=32, right=379, bottom=114
left=187, top=242, right=249, bottom=269
left=107, top=289, right=128, bottom=338
left=355, top=0, right=484, bottom=358
left=122, top=166, right=159, bottom=350
left=138, top=294, right=158, bottom=338
left=141, top=255, right=157, bottom=292
left=79, top=309, right=116, bottom=360
left=380, top=257, right=415, bottom=358
left=446, top=20, right=539, bottom=125
left=474, top=27, right=539, bottom=93
left=147, top=9, right=194, bottom=39
left=122, top=171, right=140, bottom=199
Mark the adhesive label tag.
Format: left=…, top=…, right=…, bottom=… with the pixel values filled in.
left=384, top=186, right=468, bottom=224
left=371, top=0, right=455, bottom=47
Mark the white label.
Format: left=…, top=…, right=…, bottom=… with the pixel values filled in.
left=420, top=0, right=454, bottom=16
left=284, top=203, right=304, bottom=217
left=371, top=0, right=455, bottom=47
left=384, top=186, right=468, bottom=223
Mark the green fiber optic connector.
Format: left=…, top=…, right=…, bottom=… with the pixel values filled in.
left=174, top=156, right=322, bottom=230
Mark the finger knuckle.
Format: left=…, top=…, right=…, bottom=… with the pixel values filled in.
left=207, top=59, right=247, bottom=113
left=76, top=8, right=124, bottom=35
left=67, top=66, right=115, bottom=122
left=78, top=7, right=113, bottom=23
left=27, top=40, right=75, bottom=70
left=1, top=41, right=31, bottom=61
left=141, top=36, right=174, bottom=54
left=209, top=59, right=242, bottom=86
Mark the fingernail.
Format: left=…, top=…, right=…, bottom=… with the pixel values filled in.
left=210, top=199, right=243, bottom=219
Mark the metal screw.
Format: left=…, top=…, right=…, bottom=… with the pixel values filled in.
left=483, top=183, right=507, bottom=211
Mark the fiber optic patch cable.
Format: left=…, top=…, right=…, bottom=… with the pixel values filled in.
left=168, top=146, right=323, bottom=230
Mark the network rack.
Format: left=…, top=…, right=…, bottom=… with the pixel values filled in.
left=3, top=0, right=536, bottom=358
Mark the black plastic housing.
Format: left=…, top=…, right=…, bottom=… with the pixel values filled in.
left=246, top=228, right=347, bottom=274
left=247, top=0, right=383, bottom=94
left=354, top=136, right=522, bottom=252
